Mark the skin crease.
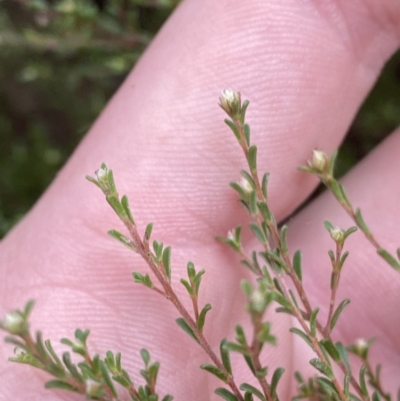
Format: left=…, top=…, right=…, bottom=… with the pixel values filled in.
left=1, top=0, right=400, bottom=399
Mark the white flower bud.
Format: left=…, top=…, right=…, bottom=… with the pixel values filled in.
left=308, top=149, right=328, bottom=173
left=2, top=312, right=25, bottom=334
left=95, top=166, right=108, bottom=182
left=239, top=177, right=252, bottom=194
left=354, top=338, right=368, bottom=350
left=330, top=226, right=344, bottom=243
left=85, top=379, right=102, bottom=397
left=250, top=290, right=265, bottom=312
left=227, top=230, right=235, bottom=241
left=219, top=88, right=241, bottom=115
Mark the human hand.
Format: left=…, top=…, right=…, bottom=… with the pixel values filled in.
left=1, top=0, right=400, bottom=399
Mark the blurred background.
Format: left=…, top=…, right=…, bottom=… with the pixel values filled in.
left=0, top=0, right=399, bottom=239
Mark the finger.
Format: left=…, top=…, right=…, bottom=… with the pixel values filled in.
left=287, top=127, right=400, bottom=395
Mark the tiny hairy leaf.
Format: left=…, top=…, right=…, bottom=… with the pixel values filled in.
left=309, top=358, right=333, bottom=379
left=197, top=303, right=212, bottom=332
left=219, top=339, right=232, bottom=375
left=215, top=387, right=239, bottom=401
left=289, top=328, right=312, bottom=348
left=175, top=318, right=199, bottom=344
left=319, top=339, right=340, bottom=362
left=292, top=250, right=302, bottom=281
left=239, top=383, right=265, bottom=401
left=270, top=367, right=285, bottom=397
left=330, top=299, right=350, bottom=331
left=355, top=208, right=372, bottom=236
left=377, top=248, right=400, bottom=270
left=200, top=364, right=228, bottom=382
left=162, top=246, right=172, bottom=281
left=45, top=380, right=77, bottom=392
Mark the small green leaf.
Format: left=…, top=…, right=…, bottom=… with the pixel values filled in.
left=257, top=322, right=276, bottom=345
left=248, top=145, right=257, bottom=173
left=257, top=202, right=272, bottom=224
left=275, top=307, right=294, bottom=316
left=249, top=190, right=257, bottom=215
left=309, top=359, right=333, bottom=379
left=244, top=391, right=254, bottom=401
left=339, top=251, right=349, bottom=270
left=100, top=360, right=117, bottom=397
left=197, top=304, right=212, bottom=332
left=261, top=173, right=269, bottom=199
left=145, top=223, right=153, bottom=240
left=316, top=377, right=337, bottom=393
left=244, top=123, right=251, bottom=146
left=162, top=246, right=172, bottom=281
left=106, top=195, right=125, bottom=219
left=224, top=119, right=241, bottom=141
left=328, top=150, right=338, bottom=176
left=271, top=367, right=285, bottom=397
left=244, top=355, right=256, bottom=375
left=344, top=370, right=351, bottom=397
left=153, top=240, right=163, bottom=259
left=343, top=226, right=357, bottom=240
left=162, top=396, right=174, bottom=401
left=45, top=380, right=77, bottom=392
left=180, top=279, right=193, bottom=296
left=335, top=342, right=350, bottom=370
left=108, top=230, right=135, bottom=251
left=176, top=318, right=199, bottom=344
left=330, top=299, right=350, bottom=331
left=121, top=195, right=135, bottom=224
left=329, top=180, right=351, bottom=207
left=292, top=251, right=302, bottom=281
left=355, top=208, right=371, bottom=236
left=23, top=300, right=35, bottom=320
left=241, top=280, right=253, bottom=297
left=215, top=388, right=238, bottom=401
left=220, top=339, right=232, bottom=375
left=288, top=290, right=299, bottom=309
left=44, top=340, right=64, bottom=369
left=240, top=383, right=265, bottom=401
left=372, top=391, right=382, bottom=401
left=107, top=169, right=117, bottom=194
left=377, top=248, right=400, bottom=270
left=133, top=272, right=154, bottom=288
left=223, top=342, right=249, bottom=355
left=359, top=365, right=369, bottom=396
left=147, top=362, right=160, bottom=384
left=309, top=308, right=319, bottom=338
left=279, top=225, right=288, bottom=254
left=240, top=100, right=250, bottom=123
left=271, top=292, right=292, bottom=310
left=324, top=221, right=334, bottom=232
left=62, top=353, right=82, bottom=382
left=289, top=328, right=312, bottom=348
left=187, top=262, right=196, bottom=281
left=86, top=175, right=101, bottom=188
left=235, top=325, right=247, bottom=345
left=194, top=270, right=205, bottom=296
left=200, top=364, right=228, bottom=382
left=255, top=367, right=268, bottom=379
left=320, top=339, right=340, bottom=362
left=141, top=349, right=150, bottom=366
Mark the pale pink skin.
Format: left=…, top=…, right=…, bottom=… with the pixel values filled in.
left=1, top=1, right=400, bottom=400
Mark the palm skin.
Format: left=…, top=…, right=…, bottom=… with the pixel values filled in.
left=1, top=0, right=400, bottom=399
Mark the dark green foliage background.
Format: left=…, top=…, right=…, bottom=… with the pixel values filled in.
left=0, top=0, right=399, bottom=238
